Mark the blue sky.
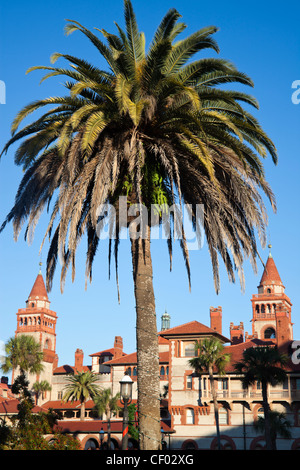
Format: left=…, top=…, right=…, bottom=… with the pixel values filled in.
left=0, top=0, right=299, bottom=372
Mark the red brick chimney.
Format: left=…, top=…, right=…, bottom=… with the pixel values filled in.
left=114, top=336, right=123, bottom=359
left=210, top=306, right=222, bottom=335
left=74, top=348, right=84, bottom=373
left=230, top=322, right=244, bottom=344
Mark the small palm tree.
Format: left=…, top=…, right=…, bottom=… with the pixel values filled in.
left=1, top=335, right=44, bottom=378
left=253, top=410, right=292, bottom=450
left=234, top=346, right=288, bottom=450
left=63, top=371, right=101, bottom=421
left=93, top=388, right=120, bottom=449
left=32, top=380, right=52, bottom=405
left=189, top=337, right=230, bottom=450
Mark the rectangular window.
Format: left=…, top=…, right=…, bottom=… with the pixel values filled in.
left=218, top=378, right=228, bottom=390
left=184, top=343, right=196, bottom=357
left=186, top=375, right=193, bottom=390
left=219, top=409, right=228, bottom=425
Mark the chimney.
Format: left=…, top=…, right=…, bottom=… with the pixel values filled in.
left=230, top=322, right=244, bottom=344
left=210, top=306, right=222, bottom=335
left=114, top=336, right=123, bottom=359
left=74, top=348, right=84, bottom=373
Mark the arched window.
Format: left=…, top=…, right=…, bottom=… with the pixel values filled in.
left=182, top=440, right=198, bottom=450
left=84, top=438, right=98, bottom=450
left=166, top=366, right=169, bottom=376
left=264, top=327, right=276, bottom=339
left=267, top=304, right=271, bottom=313
left=256, top=305, right=260, bottom=313
left=186, top=408, right=195, bottom=424
left=267, top=288, right=271, bottom=294
left=127, top=367, right=131, bottom=376
left=160, top=366, right=165, bottom=376
left=257, top=407, right=264, bottom=419
left=133, top=367, right=137, bottom=376
left=261, top=304, right=265, bottom=314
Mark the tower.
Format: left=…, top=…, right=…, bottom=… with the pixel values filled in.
left=15, top=265, right=57, bottom=393
left=250, top=246, right=293, bottom=349
left=161, top=310, right=171, bottom=331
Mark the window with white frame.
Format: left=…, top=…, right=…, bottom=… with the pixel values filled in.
left=186, top=375, right=193, bottom=390
left=219, top=407, right=228, bottom=425
left=186, top=408, right=195, bottom=424
left=184, top=343, right=196, bottom=357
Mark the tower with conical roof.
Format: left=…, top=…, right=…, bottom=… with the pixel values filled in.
left=14, top=264, right=57, bottom=394
left=250, top=245, right=293, bottom=349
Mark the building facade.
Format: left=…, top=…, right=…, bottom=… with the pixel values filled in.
left=2, top=249, right=300, bottom=450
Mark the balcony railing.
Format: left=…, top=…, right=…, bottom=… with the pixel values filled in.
left=201, top=389, right=300, bottom=401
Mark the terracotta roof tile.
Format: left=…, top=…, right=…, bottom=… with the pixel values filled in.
left=28, top=273, right=49, bottom=301
left=159, top=320, right=230, bottom=342
left=105, top=350, right=169, bottom=366
left=259, top=255, right=283, bottom=286
left=89, top=348, right=127, bottom=357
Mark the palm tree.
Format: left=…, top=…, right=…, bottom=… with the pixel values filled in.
left=189, top=337, right=230, bottom=450
left=1, top=335, right=44, bottom=378
left=32, top=380, right=52, bottom=405
left=234, top=346, right=288, bottom=450
left=0, top=1, right=277, bottom=449
left=93, top=388, right=120, bottom=449
left=253, top=410, right=292, bottom=450
left=63, top=371, right=101, bottom=421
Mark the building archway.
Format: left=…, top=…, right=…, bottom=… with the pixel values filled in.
left=84, top=438, right=99, bottom=450
left=250, top=436, right=266, bottom=450
left=181, top=439, right=198, bottom=450
left=210, top=435, right=236, bottom=450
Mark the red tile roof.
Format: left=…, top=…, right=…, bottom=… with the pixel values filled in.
left=53, top=364, right=91, bottom=374
left=28, top=273, right=49, bottom=301
left=222, top=338, right=277, bottom=372
left=259, top=255, right=283, bottom=286
left=159, top=320, right=230, bottom=342
left=43, top=399, right=96, bottom=410
left=0, top=398, right=45, bottom=414
left=89, top=348, right=127, bottom=358
left=54, top=419, right=173, bottom=434
left=105, top=351, right=169, bottom=366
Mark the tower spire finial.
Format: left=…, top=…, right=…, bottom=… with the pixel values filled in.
left=268, top=243, right=272, bottom=258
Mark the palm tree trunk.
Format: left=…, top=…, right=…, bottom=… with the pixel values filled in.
left=130, top=224, right=161, bottom=451
left=262, top=381, right=272, bottom=450
left=209, top=366, right=221, bottom=450
left=80, top=401, right=85, bottom=421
